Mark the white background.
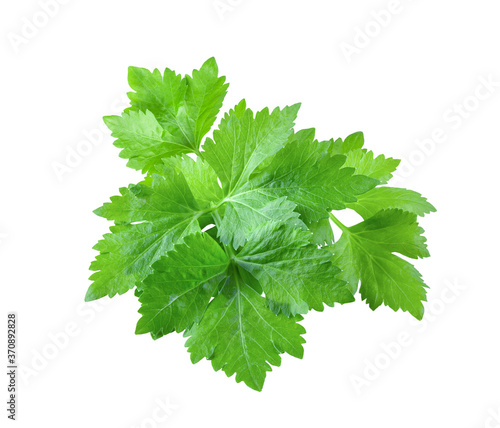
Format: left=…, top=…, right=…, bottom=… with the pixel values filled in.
left=2, top=1, right=500, bottom=427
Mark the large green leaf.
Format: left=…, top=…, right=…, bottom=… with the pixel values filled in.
left=251, top=132, right=378, bottom=222
left=86, top=169, right=203, bottom=301
left=186, top=267, right=305, bottom=391
left=203, top=100, right=300, bottom=194
left=136, top=233, right=229, bottom=339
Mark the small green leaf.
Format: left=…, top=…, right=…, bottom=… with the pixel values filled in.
left=343, top=149, right=400, bottom=184
left=308, top=218, right=335, bottom=247
left=347, top=187, right=436, bottom=218
left=127, top=66, right=185, bottom=123
left=331, top=209, right=429, bottom=320
left=104, top=110, right=192, bottom=173
left=127, top=58, right=228, bottom=152
left=329, top=131, right=365, bottom=155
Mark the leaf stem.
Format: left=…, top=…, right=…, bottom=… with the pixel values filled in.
left=329, top=212, right=349, bottom=233
left=194, top=147, right=204, bottom=160
left=225, top=243, right=236, bottom=259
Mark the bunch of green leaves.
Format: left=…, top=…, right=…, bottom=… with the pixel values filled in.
left=86, top=58, right=435, bottom=391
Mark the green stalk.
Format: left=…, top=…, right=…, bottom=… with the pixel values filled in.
left=329, top=212, right=349, bottom=233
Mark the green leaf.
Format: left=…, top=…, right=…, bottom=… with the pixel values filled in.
left=161, top=156, right=223, bottom=210
left=328, top=231, right=358, bottom=294
left=87, top=218, right=201, bottom=301
left=136, top=233, right=229, bottom=339
left=127, top=65, right=187, bottom=145
left=347, top=187, right=436, bottom=219
left=103, top=110, right=191, bottom=173
left=217, top=194, right=303, bottom=249
left=203, top=101, right=300, bottom=195
left=331, top=209, right=429, bottom=319
left=185, top=267, right=306, bottom=391
left=90, top=58, right=435, bottom=391
left=87, top=170, right=203, bottom=301
left=127, top=66, right=185, bottom=125
left=127, top=58, right=228, bottom=152
left=209, top=123, right=376, bottom=248
left=251, top=128, right=316, bottom=177
left=94, top=171, right=199, bottom=223
left=178, top=57, right=229, bottom=146
left=308, top=218, right=335, bottom=247
left=236, top=222, right=354, bottom=316
left=252, top=133, right=378, bottom=222
left=202, top=101, right=303, bottom=247
left=343, top=149, right=400, bottom=184
left=328, top=131, right=365, bottom=155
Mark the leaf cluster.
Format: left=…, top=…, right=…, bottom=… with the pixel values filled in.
left=87, top=58, right=435, bottom=391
